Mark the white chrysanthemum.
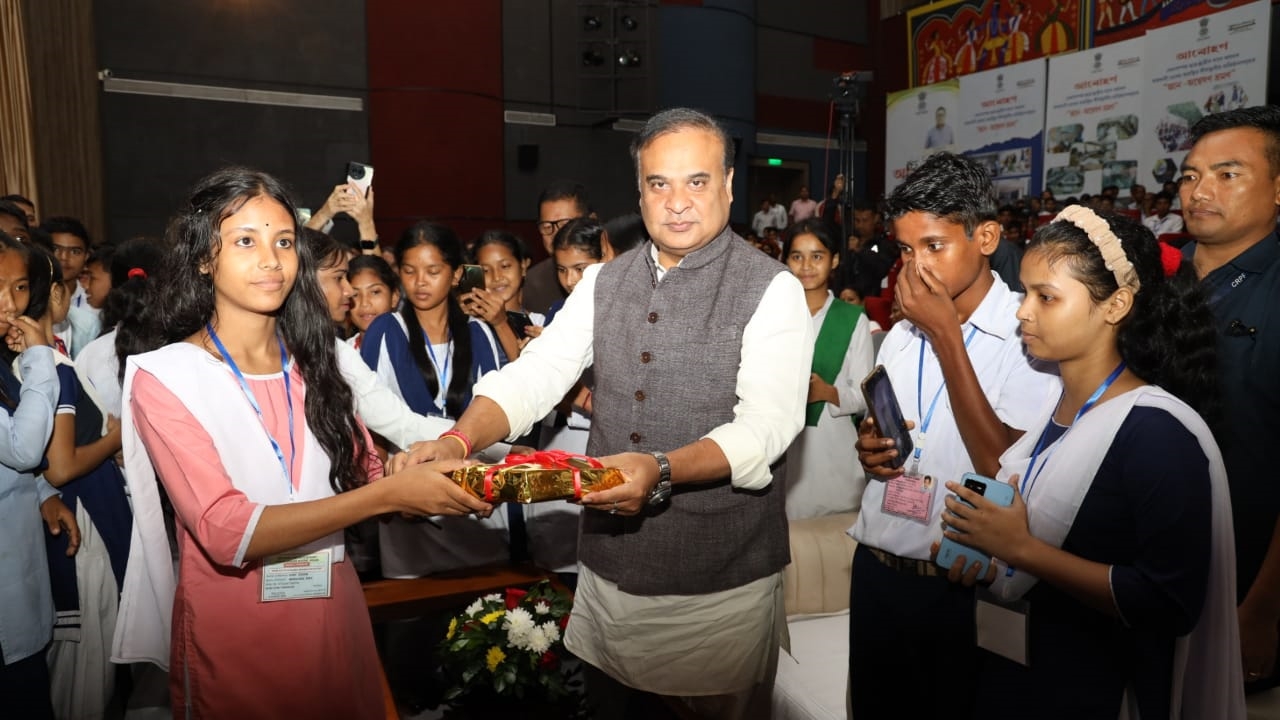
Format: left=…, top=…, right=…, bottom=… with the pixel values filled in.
left=540, top=620, right=561, bottom=644
left=503, top=607, right=536, bottom=650
left=484, top=593, right=502, bottom=603
left=526, top=625, right=552, bottom=654
left=533, top=601, right=551, bottom=615
left=465, top=599, right=484, bottom=616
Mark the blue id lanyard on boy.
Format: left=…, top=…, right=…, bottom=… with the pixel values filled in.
left=206, top=323, right=296, bottom=497
left=423, top=328, right=452, bottom=415
left=910, top=325, right=979, bottom=477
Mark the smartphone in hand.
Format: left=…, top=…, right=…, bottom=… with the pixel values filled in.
left=506, top=311, right=533, bottom=340
left=346, top=162, right=374, bottom=197
left=860, top=365, right=914, bottom=469
left=457, top=264, right=485, bottom=295
left=935, top=473, right=1017, bottom=576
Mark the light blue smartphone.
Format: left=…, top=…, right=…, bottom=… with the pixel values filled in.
left=935, top=473, right=1016, bottom=576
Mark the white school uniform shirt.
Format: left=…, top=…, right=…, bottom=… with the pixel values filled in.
left=849, top=272, right=1059, bottom=560
left=784, top=293, right=875, bottom=520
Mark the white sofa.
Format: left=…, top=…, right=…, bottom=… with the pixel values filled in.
left=773, top=512, right=858, bottom=720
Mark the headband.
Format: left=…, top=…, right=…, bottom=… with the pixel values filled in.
left=1053, top=204, right=1141, bottom=293
left=128, top=267, right=147, bottom=280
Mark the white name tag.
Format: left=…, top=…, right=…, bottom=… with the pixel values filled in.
left=975, top=588, right=1030, bottom=666
left=261, top=548, right=332, bottom=602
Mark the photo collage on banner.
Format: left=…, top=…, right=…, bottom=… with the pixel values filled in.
left=885, top=80, right=960, bottom=195
left=958, top=61, right=1048, bottom=203
left=1042, top=36, right=1145, bottom=200
left=1140, top=0, right=1272, bottom=191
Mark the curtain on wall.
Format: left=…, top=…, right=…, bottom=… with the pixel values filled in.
left=0, top=0, right=38, bottom=208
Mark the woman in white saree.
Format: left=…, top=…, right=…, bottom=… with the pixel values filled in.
left=934, top=207, right=1244, bottom=719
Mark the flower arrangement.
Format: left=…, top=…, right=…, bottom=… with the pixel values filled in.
left=438, top=580, right=583, bottom=714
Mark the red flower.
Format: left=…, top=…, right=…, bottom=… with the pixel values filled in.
left=539, top=650, right=559, bottom=670
left=505, top=587, right=528, bottom=610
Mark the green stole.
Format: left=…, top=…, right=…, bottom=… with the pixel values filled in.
left=806, top=299, right=863, bottom=427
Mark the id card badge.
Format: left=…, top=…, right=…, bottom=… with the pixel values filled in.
left=880, top=473, right=937, bottom=525
left=975, top=587, right=1030, bottom=666
left=261, top=548, right=333, bottom=602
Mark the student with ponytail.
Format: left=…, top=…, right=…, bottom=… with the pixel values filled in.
left=935, top=208, right=1243, bottom=718
left=111, top=168, right=489, bottom=718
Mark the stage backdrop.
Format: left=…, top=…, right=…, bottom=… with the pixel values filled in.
left=1139, top=0, right=1272, bottom=190
left=884, top=79, right=960, bottom=194
left=1041, top=36, right=1146, bottom=199
left=957, top=61, right=1048, bottom=202
left=908, top=0, right=1083, bottom=87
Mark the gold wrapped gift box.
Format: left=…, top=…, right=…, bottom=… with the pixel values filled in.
left=451, top=459, right=626, bottom=503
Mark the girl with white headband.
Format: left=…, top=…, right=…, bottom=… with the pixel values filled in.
left=934, top=206, right=1244, bottom=718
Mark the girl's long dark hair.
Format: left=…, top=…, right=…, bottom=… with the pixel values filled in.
left=104, top=236, right=163, bottom=340
left=397, top=221, right=472, bottom=419
left=24, top=244, right=61, bottom=324
left=122, top=166, right=368, bottom=493
left=1029, top=210, right=1218, bottom=422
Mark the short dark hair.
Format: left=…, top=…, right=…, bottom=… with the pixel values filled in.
left=1154, top=191, right=1173, bottom=203
left=883, top=152, right=997, bottom=235
left=1189, top=105, right=1280, bottom=176
left=0, top=194, right=33, bottom=208
left=851, top=198, right=879, bottom=215
left=552, top=217, right=607, bottom=260
left=0, top=201, right=28, bottom=229
left=629, top=107, right=734, bottom=181
left=537, top=180, right=591, bottom=217
left=40, top=216, right=91, bottom=247
left=602, top=212, right=647, bottom=254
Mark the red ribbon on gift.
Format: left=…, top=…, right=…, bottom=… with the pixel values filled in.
left=480, top=450, right=604, bottom=501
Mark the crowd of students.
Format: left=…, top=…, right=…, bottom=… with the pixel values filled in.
left=0, top=103, right=1276, bottom=720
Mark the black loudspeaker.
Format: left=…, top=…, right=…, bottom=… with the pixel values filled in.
left=517, top=144, right=540, bottom=172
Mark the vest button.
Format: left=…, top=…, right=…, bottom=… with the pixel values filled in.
left=647, top=312, right=659, bottom=323
left=634, top=390, right=645, bottom=401
left=640, top=351, right=651, bottom=363
left=630, top=432, right=642, bottom=443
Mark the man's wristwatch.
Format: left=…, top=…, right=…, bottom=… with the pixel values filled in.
left=646, top=451, right=672, bottom=506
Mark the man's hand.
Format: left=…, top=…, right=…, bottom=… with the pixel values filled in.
left=1239, top=602, right=1279, bottom=683
left=807, top=373, right=838, bottom=405
left=389, top=438, right=467, bottom=475
left=895, top=261, right=961, bottom=343
left=41, top=495, right=81, bottom=556
left=578, top=452, right=660, bottom=516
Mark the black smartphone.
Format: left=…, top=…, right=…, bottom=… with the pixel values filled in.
left=860, top=365, right=914, bottom=469
left=457, top=264, right=485, bottom=295
left=506, top=311, right=533, bottom=340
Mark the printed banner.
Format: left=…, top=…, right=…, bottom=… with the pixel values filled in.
left=958, top=61, right=1048, bottom=201
left=885, top=80, right=960, bottom=194
left=1089, top=0, right=1263, bottom=48
left=908, top=0, right=1084, bottom=87
left=1140, top=1, right=1271, bottom=191
left=1042, top=36, right=1146, bottom=199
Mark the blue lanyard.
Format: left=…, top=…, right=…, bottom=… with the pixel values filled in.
left=912, top=326, right=980, bottom=475
left=206, top=323, right=296, bottom=496
left=1019, top=360, right=1127, bottom=500
left=423, top=328, right=452, bottom=415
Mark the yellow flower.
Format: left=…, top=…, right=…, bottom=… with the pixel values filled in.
left=446, top=618, right=457, bottom=640
left=480, top=610, right=505, bottom=626
left=486, top=645, right=506, bottom=672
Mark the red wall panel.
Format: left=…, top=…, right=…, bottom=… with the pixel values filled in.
left=366, top=1, right=505, bottom=243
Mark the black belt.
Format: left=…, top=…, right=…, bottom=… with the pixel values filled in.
left=865, top=545, right=943, bottom=578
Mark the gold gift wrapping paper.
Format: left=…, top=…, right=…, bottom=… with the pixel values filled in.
left=451, top=462, right=626, bottom=503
